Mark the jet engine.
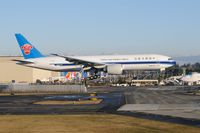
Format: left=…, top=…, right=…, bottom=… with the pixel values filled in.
left=106, top=64, right=123, bottom=75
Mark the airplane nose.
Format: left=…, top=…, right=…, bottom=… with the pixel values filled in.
left=168, top=58, right=176, bottom=65
left=171, top=60, right=176, bottom=65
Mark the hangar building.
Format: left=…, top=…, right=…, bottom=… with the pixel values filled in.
left=0, top=56, right=59, bottom=83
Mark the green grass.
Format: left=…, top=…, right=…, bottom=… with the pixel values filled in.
left=0, top=114, right=199, bottom=133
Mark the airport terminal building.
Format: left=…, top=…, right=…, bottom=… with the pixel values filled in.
left=0, top=56, right=59, bottom=83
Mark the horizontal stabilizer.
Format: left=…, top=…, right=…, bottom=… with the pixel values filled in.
left=12, top=59, right=34, bottom=64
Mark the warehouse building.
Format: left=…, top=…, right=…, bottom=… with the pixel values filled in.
left=0, top=56, right=59, bottom=83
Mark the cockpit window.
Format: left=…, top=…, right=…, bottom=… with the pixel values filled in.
left=168, top=58, right=173, bottom=60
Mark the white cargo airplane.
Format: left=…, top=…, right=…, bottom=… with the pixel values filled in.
left=181, top=72, right=200, bottom=85
left=13, top=34, right=176, bottom=77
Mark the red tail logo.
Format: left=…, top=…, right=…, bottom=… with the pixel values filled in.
left=21, top=44, right=33, bottom=55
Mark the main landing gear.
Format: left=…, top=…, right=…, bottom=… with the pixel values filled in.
left=86, top=75, right=101, bottom=80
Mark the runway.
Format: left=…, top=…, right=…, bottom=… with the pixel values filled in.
left=0, top=92, right=124, bottom=114
left=88, top=86, right=200, bottom=126
left=0, top=86, right=200, bottom=127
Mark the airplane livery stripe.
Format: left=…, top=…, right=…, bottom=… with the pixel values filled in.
left=103, top=61, right=176, bottom=65
left=54, top=61, right=176, bottom=66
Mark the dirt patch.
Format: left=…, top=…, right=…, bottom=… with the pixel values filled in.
left=34, top=99, right=102, bottom=105
left=0, top=114, right=199, bottom=133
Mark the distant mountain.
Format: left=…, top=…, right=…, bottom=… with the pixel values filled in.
left=174, top=55, right=200, bottom=65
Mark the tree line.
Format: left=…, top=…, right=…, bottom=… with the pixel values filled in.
left=165, top=63, right=200, bottom=78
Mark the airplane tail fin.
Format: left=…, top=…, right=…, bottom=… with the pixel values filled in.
left=15, top=34, right=45, bottom=59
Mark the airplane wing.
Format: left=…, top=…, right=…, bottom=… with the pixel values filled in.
left=52, top=54, right=105, bottom=67
left=12, top=59, right=34, bottom=64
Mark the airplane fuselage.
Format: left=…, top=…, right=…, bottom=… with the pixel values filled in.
left=19, top=54, right=176, bottom=72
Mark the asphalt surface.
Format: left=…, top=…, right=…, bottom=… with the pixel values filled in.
left=123, top=86, right=200, bottom=104
left=0, top=92, right=124, bottom=114
left=88, top=86, right=200, bottom=127
left=0, top=86, right=200, bottom=127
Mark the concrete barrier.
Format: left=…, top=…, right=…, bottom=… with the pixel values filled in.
left=0, top=83, right=87, bottom=93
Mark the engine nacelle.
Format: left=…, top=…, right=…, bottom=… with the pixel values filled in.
left=106, top=64, right=123, bottom=75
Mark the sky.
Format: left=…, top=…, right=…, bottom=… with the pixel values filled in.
left=0, top=0, right=200, bottom=57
